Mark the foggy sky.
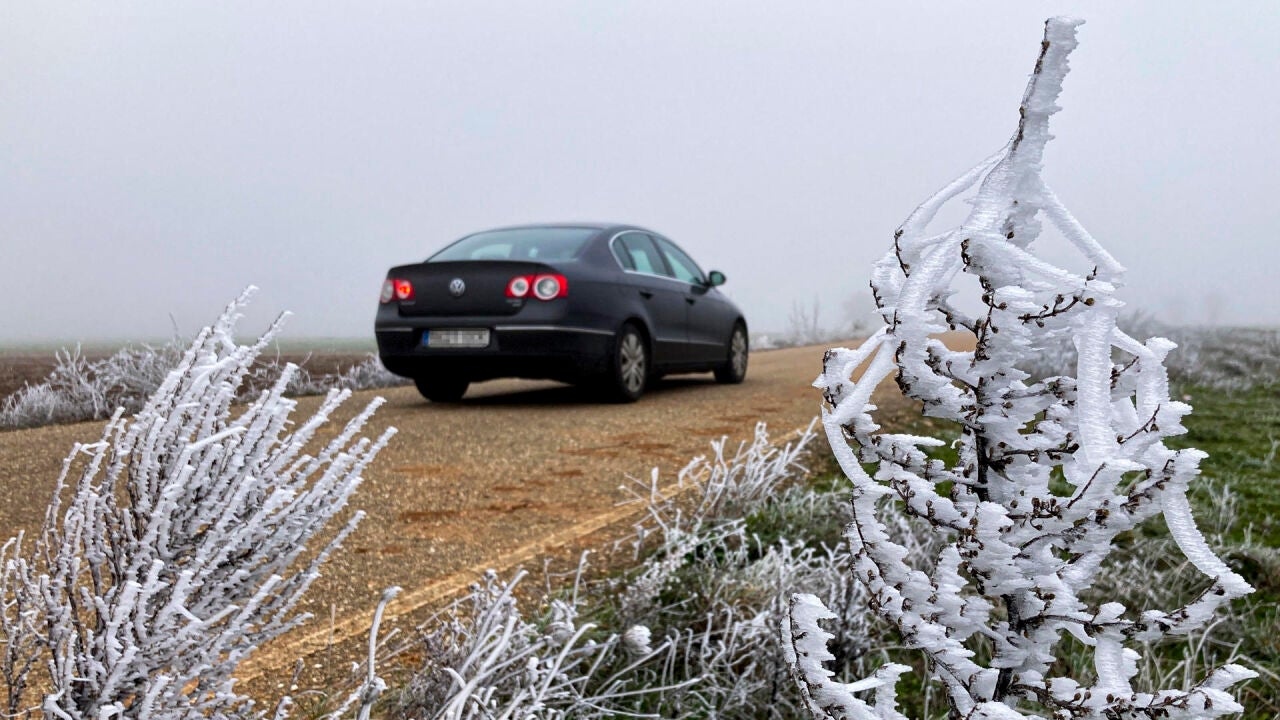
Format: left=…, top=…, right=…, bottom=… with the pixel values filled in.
left=2, top=2, right=1277, bottom=344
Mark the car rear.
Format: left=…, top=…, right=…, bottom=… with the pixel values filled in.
left=375, top=226, right=618, bottom=385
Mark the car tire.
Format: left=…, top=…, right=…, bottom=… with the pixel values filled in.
left=602, top=324, right=649, bottom=402
left=414, top=376, right=469, bottom=403
left=714, top=324, right=748, bottom=384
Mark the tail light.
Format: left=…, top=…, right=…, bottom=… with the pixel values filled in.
left=395, top=279, right=414, bottom=300
left=506, top=276, right=530, bottom=298
left=506, top=274, right=567, bottom=301
left=381, top=278, right=414, bottom=303
left=533, top=274, right=566, bottom=300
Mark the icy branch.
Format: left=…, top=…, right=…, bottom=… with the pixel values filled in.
left=1, top=288, right=395, bottom=718
left=793, top=18, right=1255, bottom=720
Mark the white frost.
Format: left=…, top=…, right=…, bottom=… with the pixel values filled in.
left=790, top=16, right=1254, bottom=720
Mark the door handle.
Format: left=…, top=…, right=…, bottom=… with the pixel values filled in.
left=639, top=290, right=654, bottom=299
left=685, top=297, right=697, bottom=305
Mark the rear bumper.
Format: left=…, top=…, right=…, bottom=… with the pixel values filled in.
left=376, top=324, right=616, bottom=383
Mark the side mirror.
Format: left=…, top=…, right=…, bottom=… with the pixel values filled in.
left=707, top=270, right=727, bottom=287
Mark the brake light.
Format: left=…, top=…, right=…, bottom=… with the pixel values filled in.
left=505, top=274, right=567, bottom=300
left=382, top=278, right=414, bottom=303
left=395, top=279, right=414, bottom=300
left=506, top=276, right=530, bottom=298
left=533, top=274, right=567, bottom=300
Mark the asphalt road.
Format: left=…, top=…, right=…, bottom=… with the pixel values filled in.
left=0, top=340, right=899, bottom=692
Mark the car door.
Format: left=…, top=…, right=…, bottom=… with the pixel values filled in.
left=612, top=232, right=690, bottom=365
left=653, top=235, right=734, bottom=364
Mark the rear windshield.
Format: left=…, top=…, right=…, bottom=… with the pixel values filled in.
left=429, top=227, right=596, bottom=262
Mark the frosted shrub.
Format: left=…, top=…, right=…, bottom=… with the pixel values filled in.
left=277, top=354, right=407, bottom=398
left=400, top=567, right=695, bottom=720
left=614, top=424, right=940, bottom=718
left=0, top=289, right=395, bottom=719
left=0, top=339, right=406, bottom=432
left=1160, top=327, right=1280, bottom=391
left=1019, top=317, right=1280, bottom=392
left=788, top=18, right=1255, bottom=720
left=399, top=423, right=940, bottom=719
left=0, top=343, right=183, bottom=429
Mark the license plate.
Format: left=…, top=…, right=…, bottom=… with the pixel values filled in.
left=424, top=328, right=490, bottom=348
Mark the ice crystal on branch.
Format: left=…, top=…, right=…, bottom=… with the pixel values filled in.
left=1, top=288, right=395, bottom=719
left=786, top=18, right=1255, bottom=720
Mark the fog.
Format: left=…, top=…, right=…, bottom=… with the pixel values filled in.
left=2, top=2, right=1277, bottom=344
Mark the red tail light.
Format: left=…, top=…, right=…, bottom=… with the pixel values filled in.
left=506, top=274, right=567, bottom=300
left=381, top=278, right=414, bottom=303
left=506, top=276, right=530, bottom=298
left=533, top=274, right=567, bottom=300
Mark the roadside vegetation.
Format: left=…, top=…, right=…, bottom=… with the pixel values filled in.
left=875, top=376, right=1280, bottom=718
left=0, top=336, right=406, bottom=431
left=4, top=311, right=1271, bottom=718
left=1, top=289, right=398, bottom=719
left=786, top=19, right=1264, bottom=718
left=377, top=337, right=1276, bottom=719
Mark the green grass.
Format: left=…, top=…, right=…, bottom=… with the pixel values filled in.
left=1169, top=384, right=1280, bottom=718
left=1172, top=384, right=1280, bottom=549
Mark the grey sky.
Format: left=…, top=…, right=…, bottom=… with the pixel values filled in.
left=2, top=2, right=1277, bottom=343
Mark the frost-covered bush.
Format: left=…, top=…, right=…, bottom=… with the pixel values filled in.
left=0, top=289, right=395, bottom=719
left=0, top=338, right=406, bottom=432
left=277, top=354, right=407, bottom=398
left=0, top=343, right=185, bottom=429
left=790, top=18, right=1256, bottom=720
left=1075, top=480, right=1278, bottom=710
left=1020, top=315, right=1280, bottom=392
left=609, top=424, right=940, bottom=719
left=396, top=423, right=941, bottom=720
left=1167, top=327, right=1280, bottom=390
left=398, top=567, right=694, bottom=720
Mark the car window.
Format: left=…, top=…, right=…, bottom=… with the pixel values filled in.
left=654, top=237, right=705, bottom=284
left=611, top=237, right=635, bottom=270
left=618, top=233, right=666, bottom=276
left=470, top=243, right=513, bottom=260
left=430, top=227, right=595, bottom=262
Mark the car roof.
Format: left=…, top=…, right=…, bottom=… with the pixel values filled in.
left=469, top=222, right=652, bottom=237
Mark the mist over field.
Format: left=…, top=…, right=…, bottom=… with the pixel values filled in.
left=2, top=2, right=1277, bottom=344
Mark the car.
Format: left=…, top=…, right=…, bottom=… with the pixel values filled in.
left=375, top=223, right=748, bottom=402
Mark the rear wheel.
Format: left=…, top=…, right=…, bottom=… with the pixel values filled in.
left=714, top=324, right=748, bottom=384
left=414, top=376, right=469, bottom=403
left=602, top=324, right=649, bottom=402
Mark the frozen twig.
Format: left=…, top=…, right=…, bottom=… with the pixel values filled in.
left=792, top=18, right=1255, bottom=720
left=1, top=288, right=395, bottom=718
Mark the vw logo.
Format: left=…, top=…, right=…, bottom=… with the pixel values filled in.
left=448, top=278, right=466, bottom=297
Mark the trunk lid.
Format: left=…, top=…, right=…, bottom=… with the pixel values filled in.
left=389, top=260, right=558, bottom=317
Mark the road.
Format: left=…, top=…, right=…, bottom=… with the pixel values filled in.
left=0, top=340, right=904, bottom=693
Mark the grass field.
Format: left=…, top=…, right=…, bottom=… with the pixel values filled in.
left=1171, top=384, right=1280, bottom=716
left=1174, top=384, right=1280, bottom=549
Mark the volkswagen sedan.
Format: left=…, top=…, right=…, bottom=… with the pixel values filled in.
left=375, top=223, right=748, bottom=402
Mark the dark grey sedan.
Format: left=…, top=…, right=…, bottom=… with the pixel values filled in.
left=375, top=223, right=748, bottom=402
